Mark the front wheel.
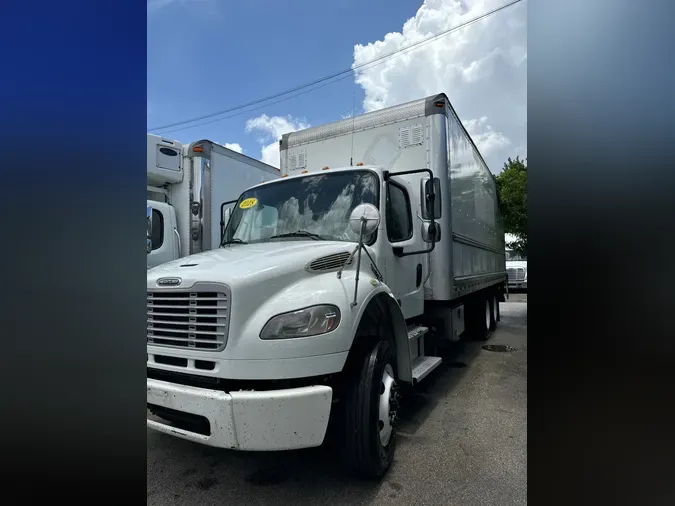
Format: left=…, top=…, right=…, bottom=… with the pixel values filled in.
left=341, top=338, right=399, bottom=479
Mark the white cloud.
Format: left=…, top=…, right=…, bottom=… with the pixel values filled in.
left=245, top=114, right=310, bottom=167
left=352, top=0, right=527, bottom=172
left=224, top=143, right=243, bottom=154
left=463, top=116, right=511, bottom=157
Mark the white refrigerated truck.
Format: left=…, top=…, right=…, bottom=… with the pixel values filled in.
left=146, top=134, right=280, bottom=268
left=146, top=93, right=507, bottom=478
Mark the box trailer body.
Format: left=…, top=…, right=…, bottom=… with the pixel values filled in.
left=146, top=134, right=280, bottom=268
left=146, top=93, right=506, bottom=479
left=280, top=93, right=506, bottom=317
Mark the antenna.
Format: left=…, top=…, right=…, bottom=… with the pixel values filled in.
left=349, top=91, right=356, bottom=166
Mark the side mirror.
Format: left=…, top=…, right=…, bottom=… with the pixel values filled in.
left=349, top=203, right=380, bottom=237
left=146, top=205, right=153, bottom=254
left=421, top=178, right=442, bottom=220
left=421, top=221, right=441, bottom=243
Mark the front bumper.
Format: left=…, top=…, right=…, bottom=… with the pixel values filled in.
left=147, top=378, right=333, bottom=451
left=508, top=280, right=527, bottom=290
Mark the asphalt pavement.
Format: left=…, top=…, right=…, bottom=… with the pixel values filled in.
left=147, top=293, right=527, bottom=505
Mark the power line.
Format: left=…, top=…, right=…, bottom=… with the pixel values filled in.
left=149, top=0, right=523, bottom=134
left=154, top=48, right=395, bottom=135
left=152, top=70, right=356, bottom=135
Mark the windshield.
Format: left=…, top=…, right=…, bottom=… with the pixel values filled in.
left=222, top=170, right=380, bottom=246
left=505, top=249, right=527, bottom=261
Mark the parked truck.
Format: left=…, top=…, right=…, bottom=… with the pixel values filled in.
left=146, top=93, right=507, bottom=478
left=505, top=233, right=527, bottom=290
left=146, top=133, right=280, bottom=269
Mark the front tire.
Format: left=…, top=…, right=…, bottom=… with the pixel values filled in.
left=341, top=338, right=398, bottom=479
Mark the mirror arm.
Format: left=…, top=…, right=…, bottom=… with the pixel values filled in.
left=393, top=240, right=436, bottom=258
left=351, top=219, right=366, bottom=308
left=394, top=210, right=438, bottom=258
left=384, top=168, right=433, bottom=180
left=383, top=168, right=437, bottom=206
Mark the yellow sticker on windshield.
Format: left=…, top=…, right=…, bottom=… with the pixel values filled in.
left=239, top=197, right=258, bottom=209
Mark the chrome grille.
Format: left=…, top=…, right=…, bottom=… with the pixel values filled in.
left=147, top=287, right=230, bottom=351
left=507, top=268, right=526, bottom=282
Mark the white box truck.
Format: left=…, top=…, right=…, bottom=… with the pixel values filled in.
left=146, top=134, right=280, bottom=269
left=146, top=93, right=507, bottom=478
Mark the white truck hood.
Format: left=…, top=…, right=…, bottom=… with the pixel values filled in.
left=506, top=261, right=527, bottom=269
left=147, top=240, right=357, bottom=289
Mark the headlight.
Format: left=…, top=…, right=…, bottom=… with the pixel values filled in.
left=260, top=305, right=341, bottom=340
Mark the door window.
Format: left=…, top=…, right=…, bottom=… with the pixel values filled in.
left=150, top=209, right=164, bottom=250
left=386, top=182, right=413, bottom=243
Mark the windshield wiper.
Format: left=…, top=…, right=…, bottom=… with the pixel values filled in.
left=269, top=230, right=324, bottom=241
left=222, top=238, right=248, bottom=246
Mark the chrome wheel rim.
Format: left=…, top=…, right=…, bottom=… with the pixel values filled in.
left=378, top=363, right=396, bottom=446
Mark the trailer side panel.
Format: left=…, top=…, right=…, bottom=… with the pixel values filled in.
left=445, top=102, right=506, bottom=298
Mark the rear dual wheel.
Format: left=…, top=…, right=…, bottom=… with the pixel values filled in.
left=469, top=291, right=498, bottom=341
left=489, top=293, right=499, bottom=330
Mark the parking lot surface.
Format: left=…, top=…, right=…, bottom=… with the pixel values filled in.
left=148, top=294, right=527, bottom=506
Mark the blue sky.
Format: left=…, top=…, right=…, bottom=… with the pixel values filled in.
left=148, top=0, right=528, bottom=171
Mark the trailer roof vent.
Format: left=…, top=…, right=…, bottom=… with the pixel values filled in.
left=289, top=151, right=307, bottom=172
left=306, top=252, right=353, bottom=273
left=399, top=124, right=424, bottom=149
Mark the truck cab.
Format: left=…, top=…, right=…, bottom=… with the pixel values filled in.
left=148, top=164, right=441, bottom=476
left=505, top=247, right=527, bottom=290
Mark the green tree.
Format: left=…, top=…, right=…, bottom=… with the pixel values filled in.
left=495, top=156, right=527, bottom=255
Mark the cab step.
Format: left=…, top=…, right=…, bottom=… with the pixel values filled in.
left=411, top=356, right=443, bottom=384
left=407, top=324, right=429, bottom=341
left=407, top=324, right=429, bottom=361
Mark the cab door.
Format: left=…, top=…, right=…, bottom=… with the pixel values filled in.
left=382, top=176, right=427, bottom=319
